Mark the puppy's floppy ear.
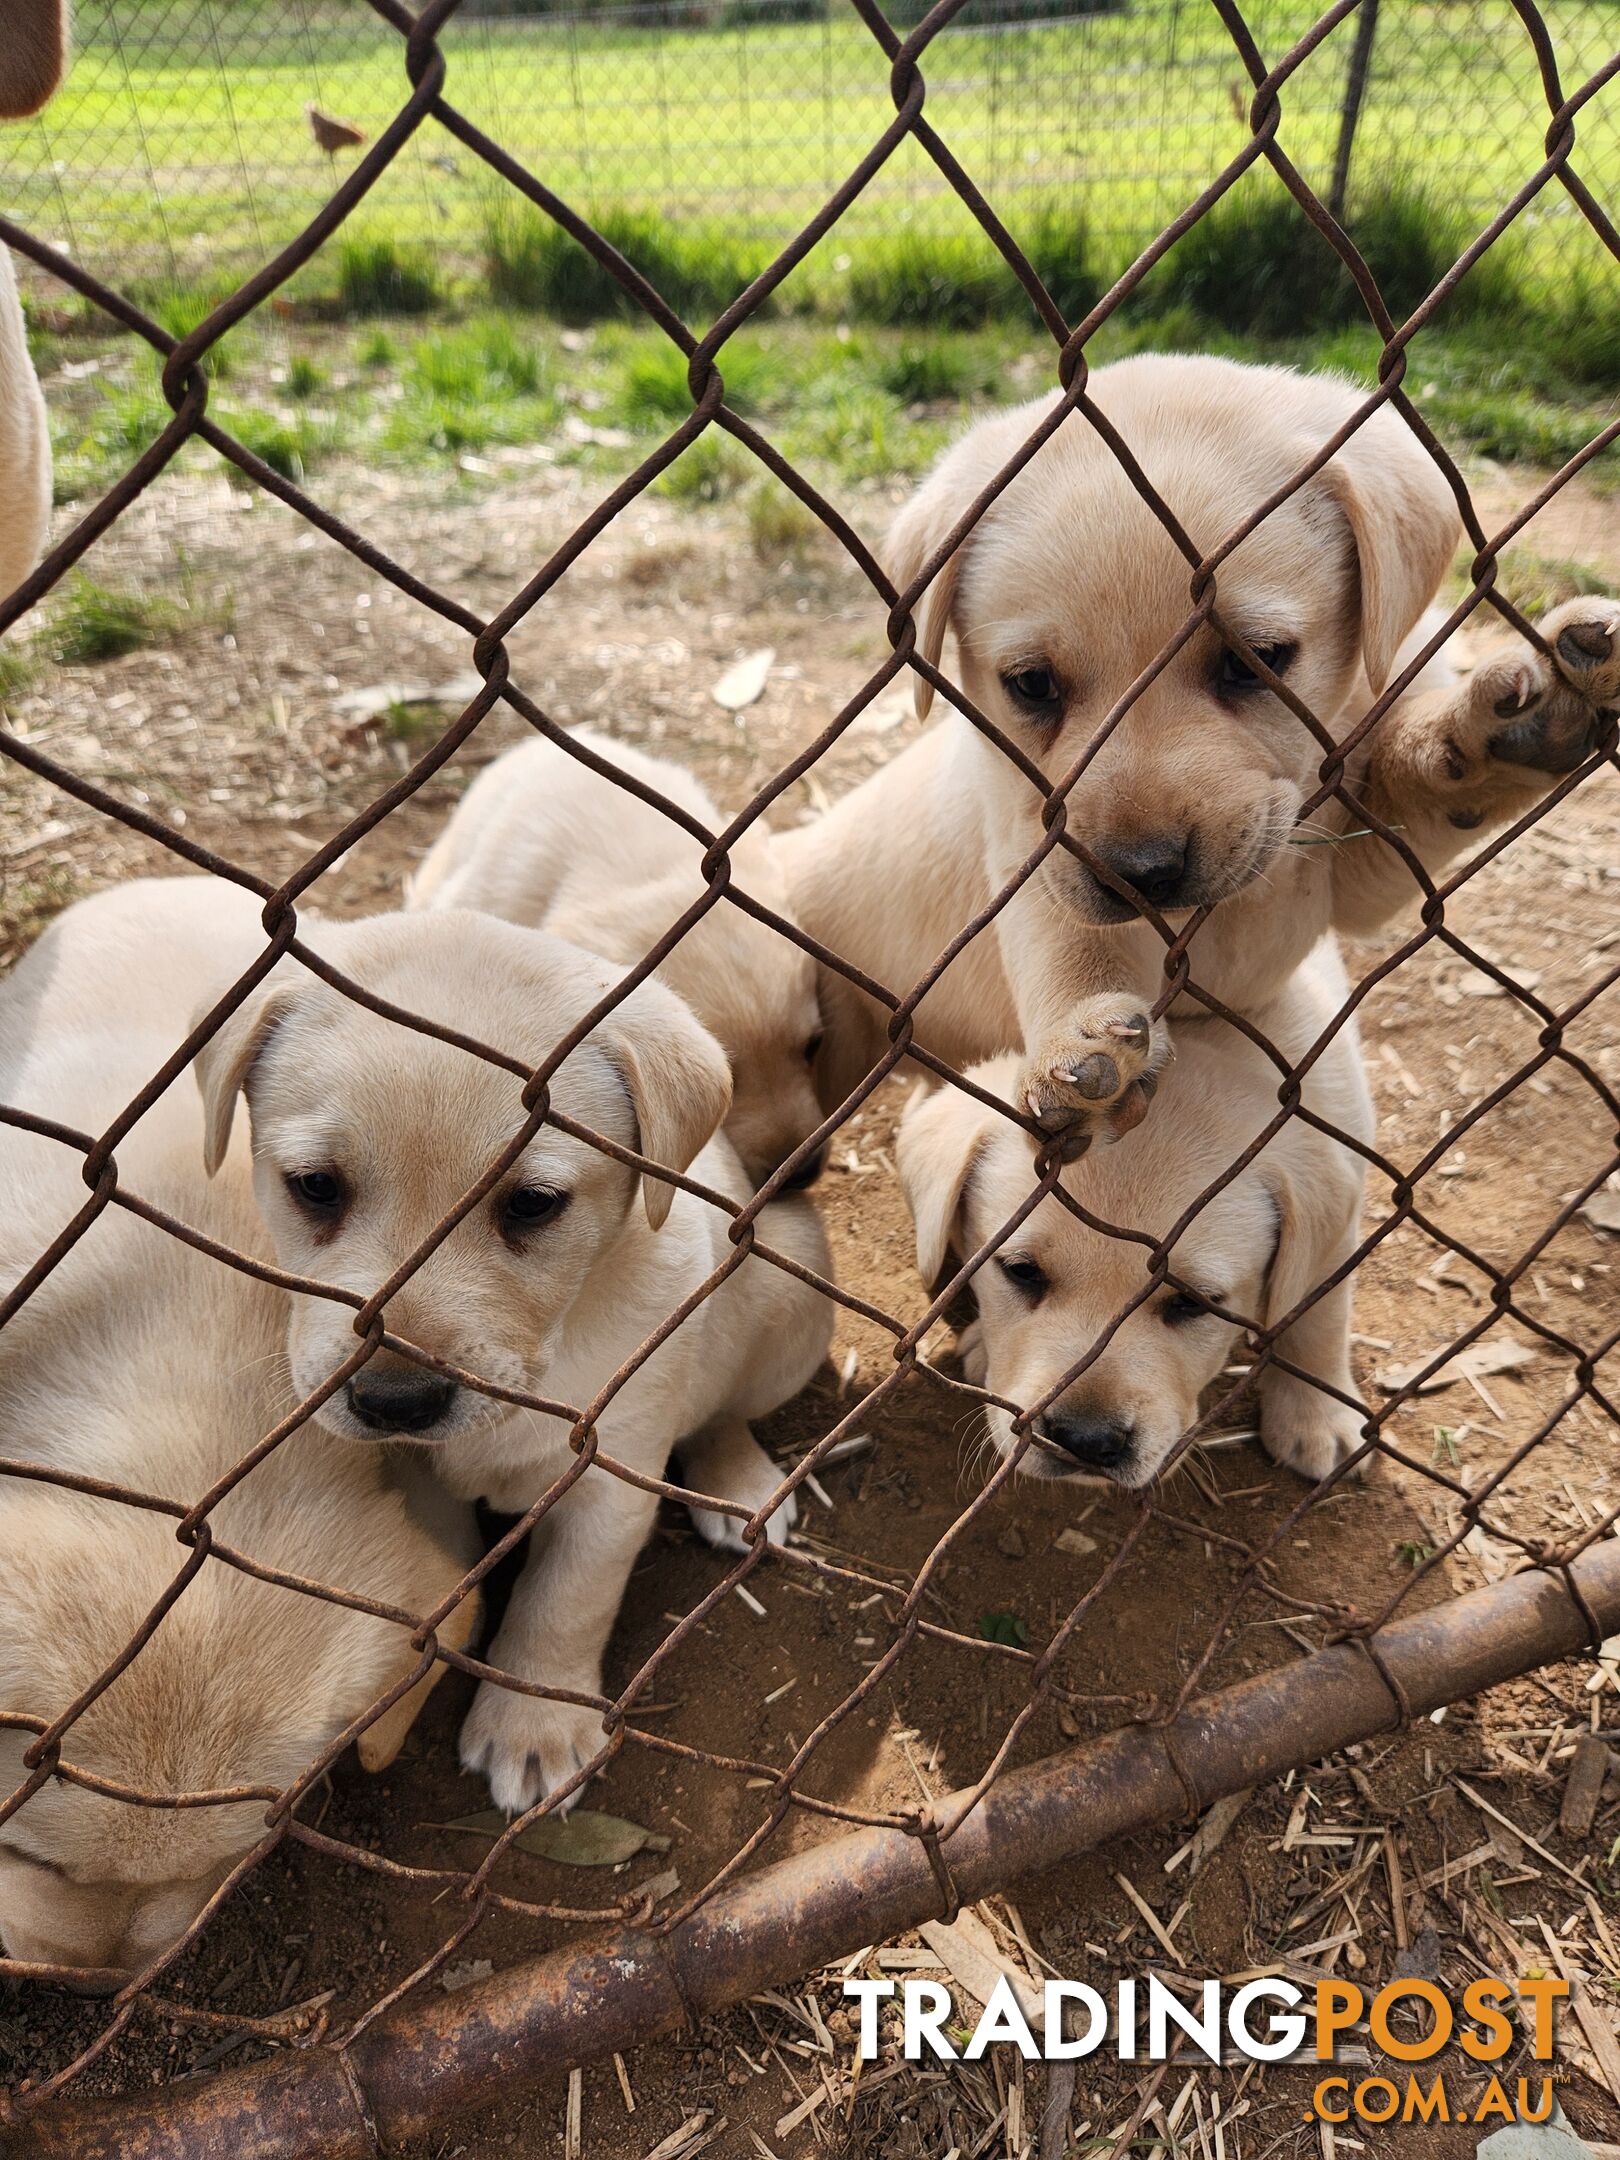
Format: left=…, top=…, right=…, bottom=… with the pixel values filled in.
left=1315, top=410, right=1460, bottom=695
left=0, top=0, right=68, bottom=118
left=192, top=979, right=296, bottom=1178
left=605, top=995, right=732, bottom=1230
left=896, top=1083, right=990, bottom=1289
left=887, top=461, right=973, bottom=725
left=1259, top=1161, right=1348, bottom=1338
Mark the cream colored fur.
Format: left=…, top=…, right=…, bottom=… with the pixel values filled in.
left=0, top=879, right=478, bottom=1983
left=409, top=728, right=823, bottom=1185
left=779, top=355, right=1618, bottom=1140
left=179, top=886, right=833, bottom=1816
left=898, top=943, right=1374, bottom=1488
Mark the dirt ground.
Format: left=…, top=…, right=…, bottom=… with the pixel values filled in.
left=2, top=407, right=1620, bottom=2159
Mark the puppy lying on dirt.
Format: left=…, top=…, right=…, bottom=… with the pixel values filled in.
left=409, top=727, right=825, bottom=1190
left=0, top=880, right=478, bottom=1985
left=781, top=354, right=1620, bottom=1145
left=897, top=945, right=1374, bottom=1486
left=188, top=883, right=833, bottom=1813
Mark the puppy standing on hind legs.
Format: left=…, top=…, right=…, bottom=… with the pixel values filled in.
left=778, top=355, right=1619, bottom=1144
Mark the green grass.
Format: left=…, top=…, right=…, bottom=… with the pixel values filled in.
left=334, top=234, right=441, bottom=316
left=16, top=0, right=1616, bottom=306
left=485, top=201, right=767, bottom=324
left=654, top=430, right=756, bottom=503
left=745, top=479, right=822, bottom=563
left=0, top=644, right=36, bottom=703
left=615, top=335, right=775, bottom=424
left=49, top=574, right=182, bottom=663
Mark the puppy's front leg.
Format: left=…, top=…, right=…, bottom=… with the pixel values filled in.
left=997, top=869, right=1170, bottom=1161
left=1336, top=598, right=1619, bottom=935
left=459, top=1466, right=660, bottom=1816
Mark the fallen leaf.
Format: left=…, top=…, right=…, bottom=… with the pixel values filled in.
left=432, top=1807, right=672, bottom=1867
left=1376, top=1334, right=1539, bottom=1395
left=711, top=647, right=774, bottom=712
left=439, top=1956, right=493, bottom=1993
left=1054, top=1527, right=1097, bottom=1557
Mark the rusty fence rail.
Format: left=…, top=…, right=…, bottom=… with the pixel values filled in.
left=1, top=0, right=1619, bottom=2147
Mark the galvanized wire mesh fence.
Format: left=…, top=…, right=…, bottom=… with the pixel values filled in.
left=5, top=0, right=1619, bottom=289
left=1, top=0, right=1619, bottom=2146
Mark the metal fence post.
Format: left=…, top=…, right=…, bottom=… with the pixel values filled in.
left=1328, top=0, right=1379, bottom=225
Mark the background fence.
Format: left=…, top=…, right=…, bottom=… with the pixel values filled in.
left=4, top=0, right=1619, bottom=294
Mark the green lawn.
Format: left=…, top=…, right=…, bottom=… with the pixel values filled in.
left=4, top=0, right=1616, bottom=296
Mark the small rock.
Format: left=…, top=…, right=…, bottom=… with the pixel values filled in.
left=439, top=1957, right=493, bottom=1994
left=996, top=1526, right=1026, bottom=1559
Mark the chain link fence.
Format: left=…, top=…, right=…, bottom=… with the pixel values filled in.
left=4, top=0, right=1619, bottom=290
left=2, top=0, right=1619, bottom=2147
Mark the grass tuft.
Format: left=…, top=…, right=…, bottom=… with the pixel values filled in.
left=745, top=479, right=821, bottom=562
left=336, top=234, right=441, bottom=317
left=843, top=227, right=1010, bottom=329
left=654, top=430, right=755, bottom=503
left=50, top=575, right=181, bottom=663
left=1150, top=177, right=1522, bottom=338
left=617, top=337, right=775, bottom=424
left=485, top=202, right=765, bottom=323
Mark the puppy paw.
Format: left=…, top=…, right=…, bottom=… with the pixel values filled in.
left=1020, top=999, right=1169, bottom=1162
left=459, top=1680, right=608, bottom=1816
left=1443, top=597, right=1619, bottom=814
left=686, top=1478, right=798, bottom=1555
left=1259, top=1387, right=1368, bottom=1486
left=680, top=1422, right=798, bottom=1555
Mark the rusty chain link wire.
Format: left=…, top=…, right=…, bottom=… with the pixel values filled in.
left=1, top=0, right=1618, bottom=2137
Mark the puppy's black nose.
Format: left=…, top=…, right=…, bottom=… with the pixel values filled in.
left=346, top=1370, right=458, bottom=1434
left=1037, top=1413, right=1134, bottom=1471
left=782, top=1143, right=827, bottom=1191
left=1093, top=834, right=1188, bottom=911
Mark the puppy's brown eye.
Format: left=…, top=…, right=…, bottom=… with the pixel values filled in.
left=502, top=1186, right=568, bottom=1235
left=1218, top=642, right=1294, bottom=696
left=1002, top=665, right=1062, bottom=719
left=803, top=1027, right=825, bottom=1066
left=996, top=1253, right=1049, bottom=1302
left=1161, top=1288, right=1214, bottom=1327
left=287, top=1169, right=344, bottom=1213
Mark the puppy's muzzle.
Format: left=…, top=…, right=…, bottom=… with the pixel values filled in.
left=1034, top=1412, right=1135, bottom=1475
left=782, top=1142, right=827, bottom=1191
left=1084, top=833, right=1191, bottom=919
left=346, top=1368, right=459, bottom=1435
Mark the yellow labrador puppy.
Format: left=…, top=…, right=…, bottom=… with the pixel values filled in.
left=897, top=945, right=1373, bottom=1486
left=0, top=882, right=477, bottom=1985
left=782, top=354, right=1619, bottom=1140
left=185, top=884, right=832, bottom=1814
left=410, top=727, right=825, bottom=1188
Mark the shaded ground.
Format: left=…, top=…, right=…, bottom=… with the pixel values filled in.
left=2, top=417, right=1619, bottom=2157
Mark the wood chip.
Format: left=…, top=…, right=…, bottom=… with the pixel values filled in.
left=1377, top=1334, right=1538, bottom=1396
left=1560, top=1733, right=1612, bottom=1840
left=1165, top=1790, right=1253, bottom=1879
left=1454, top=1777, right=1590, bottom=1891
left=1539, top=1923, right=1620, bottom=2110
left=920, top=1905, right=1045, bottom=2031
